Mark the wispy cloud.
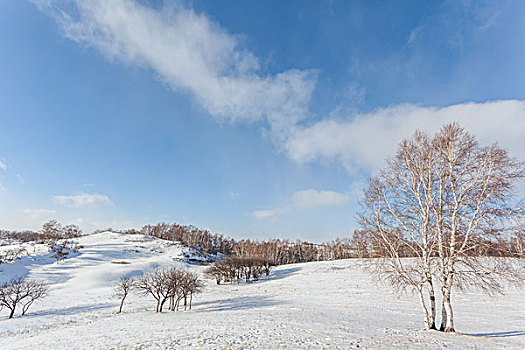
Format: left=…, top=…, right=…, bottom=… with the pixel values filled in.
left=248, top=207, right=291, bottom=221
left=249, top=189, right=348, bottom=220
left=16, top=174, right=25, bottom=184
left=291, top=189, right=348, bottom=209
left=0, top=159, right=7, bottom=170
left=53, top=192, right=113, bottom=208
left=35, top=0, right=317, bottom=137
left=22, top=208, right=57, bottom=219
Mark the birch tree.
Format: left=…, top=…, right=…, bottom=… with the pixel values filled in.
left=431, top=123, right=525, bottom=332
left=358, top=123, right=525, bottom=332
left=358, top=130, right=439, bottom=330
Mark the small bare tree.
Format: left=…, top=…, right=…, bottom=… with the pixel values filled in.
left=204, top=265, right=223, bottom=285
left=184, top=271, right=203, bottom=310
left=42, top=220, right=63, bottom=242
left=115, top=277, right=133, bottom=313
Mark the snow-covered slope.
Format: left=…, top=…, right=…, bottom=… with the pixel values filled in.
left=0, top=232, right=524, bottom=349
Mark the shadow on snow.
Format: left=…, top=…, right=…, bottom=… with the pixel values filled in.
left=466, top=330, right=525, bottom=338
left=195, top=296, right=284, bottom=312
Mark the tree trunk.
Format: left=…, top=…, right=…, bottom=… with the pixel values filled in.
left=156, top=298, right=160, bottom=313
left=8, top=307, right=16, bottom=319
left=118, top=296, right=125, bottom=314
left=439, top=297, right=446, bottom=331
left=189, top=293, right=193, bottom=310
left=417, top=287, right=432, bottom=330
left=443, top=287, right=454, bottom=332
left=425, top=278, right=437, bottom=330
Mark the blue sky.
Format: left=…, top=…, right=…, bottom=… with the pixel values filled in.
left=1, top=0, right=524, bottom=241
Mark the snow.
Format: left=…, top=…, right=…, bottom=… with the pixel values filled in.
left=1, top=232, right=524, bottom=349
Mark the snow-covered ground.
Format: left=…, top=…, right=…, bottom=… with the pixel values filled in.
left=0, top=232, right=524, bottom=349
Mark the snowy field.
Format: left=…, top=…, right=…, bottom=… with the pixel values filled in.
left=0, top=232, right=524, bottom=349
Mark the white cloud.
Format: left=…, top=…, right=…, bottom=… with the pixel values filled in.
left=291, top=189, right=348, bottom=209
left=0, top=159, right=6, bottom=170
left=53, top=192, right=113, bottom=208
left=285, top=100, right=525, bottom=174
left=22, top=208, right=57, bottom=219
left=249, top=189, right=347, bottom=220
left=35, top=0, right=317, bottom=136
left=248, top=207, right=291, bottom=220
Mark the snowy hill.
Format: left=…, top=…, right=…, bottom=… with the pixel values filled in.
left=1, top=232, right=524, bottom=349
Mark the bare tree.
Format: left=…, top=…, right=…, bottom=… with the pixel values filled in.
left=0, top=277, right=48, bottom=319
left=42, top=220, right=63, bottom=242
left=63, top=224, right=82, bottom=238
left=115, top=277, right=133, bottom=313
left=135, top=269, right=171, bottom=313
left=181, top=271, right=203, bottom=310
left=358, top=123, right=525, bottom=332
left=204, top=265, right=223, bottom=285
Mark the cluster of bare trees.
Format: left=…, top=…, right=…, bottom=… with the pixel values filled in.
left=0, top=277, right=48, bottom=319
left=123, top=223, right=235, bottom=255
left=0, top=220, right=82, bottom=243
left=204, top=257, right=272, bottom=284
left=358, top=123, right=525, bottom=332
left=0, top=247, right=27, bottom=265
left=115, top=267, right=203, bottom=313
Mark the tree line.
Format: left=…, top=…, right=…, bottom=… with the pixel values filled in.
left=1, top=220, right=82, bottom=243
left=119, top=222, right=524, bottom=267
